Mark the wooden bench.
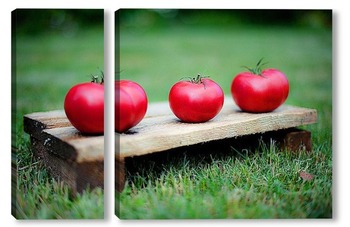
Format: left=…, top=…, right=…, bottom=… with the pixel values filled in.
left=24, top=98, right=317, bottom=193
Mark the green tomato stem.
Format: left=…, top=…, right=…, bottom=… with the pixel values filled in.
left=91, top=75, right=99, bottom=83
left=244, top=58, right=268, bottom=76
left=180, top=74, right=209, bottom=84
left=90, top=71, right=104, bottom=84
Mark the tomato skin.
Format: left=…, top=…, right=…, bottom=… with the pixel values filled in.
left=115, top=80, right=148, bottom=133
left=64, top=82, right=104, bottom=134
left=231, top=68, right=289, bottom=113
left=169, top=78, right=224, bottom=123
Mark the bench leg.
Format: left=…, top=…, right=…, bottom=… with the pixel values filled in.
left=279, top=128, right=312, bottom=152
left=115, top=158, right=125, bottom=192
left=269, top=128, right=312, bottom=152
left=30, top=137, right=104, bottom=195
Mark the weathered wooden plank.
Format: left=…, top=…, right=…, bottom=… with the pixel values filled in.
left=31, top=137, right=104, bottom=194
left=24, top=110, right=104, bottom=163
left=41, top=126, right=104, bottom=163
left=117, top=98, right=317, bottom=159
left=24, top=110, right=71, bottom=137
left=115, top=158, right=125, bottom=192
left=23, top=110, right=104, bottom=194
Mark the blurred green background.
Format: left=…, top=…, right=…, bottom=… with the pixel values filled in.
left=116, top=9, right=332, bottom=218
left=13, top=9, right=104, bottom=115
left=117, top=9, right=331, bottom=106
left=12, top=9, right=104, bottom=219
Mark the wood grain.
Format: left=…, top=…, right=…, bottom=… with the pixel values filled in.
left=117, top=98, right=317, bottom=159
left=24, top=111, right=104, bottom=163
left=24, top=110, right=71, bottom=137
left=31, top=137, right=104, bottom=194
left=23, top=110, right=104, bottom=193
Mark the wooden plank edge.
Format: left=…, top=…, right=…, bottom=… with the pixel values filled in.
left=31, top=137, right=104, bottom=195
left=117, top=109, right=317, bottom=159
left=41, top=127, right=104, bottom=163
left=23, top=110, right=72, bottom=136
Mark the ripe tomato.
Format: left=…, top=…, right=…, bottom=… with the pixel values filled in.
left=231, top=60, right=289, bottom=113
left=169, top=75, right=224, bottom=123
left=115, top=80, right=148, bottom=133
left=64, top=81, right=104, bottom=134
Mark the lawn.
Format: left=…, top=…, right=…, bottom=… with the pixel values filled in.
left=116, top=10, right=332, bottom=219
left=12, top=24, right=104, bottom=218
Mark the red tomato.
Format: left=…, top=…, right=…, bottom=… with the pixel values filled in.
left=169, top=75, right=224, bottom=123
left=64, top=82, right=104, bottom=134
left=115, top=80, right=148, bottom=133
left=231, top=60, right=289, bottom=113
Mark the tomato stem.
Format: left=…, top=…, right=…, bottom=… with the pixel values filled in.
left=100, top=71, right=104, bottom=84
left=193, top=74, right=202, bottom=83
left=179, top=74, right=209, bottom=88
left=91, top=75, right=99, bottom=83
left=244, top=58, right=268, bottom=76
left=90, top=71, right=104, bottom=84
left=191, top=74, right=209, bottom=84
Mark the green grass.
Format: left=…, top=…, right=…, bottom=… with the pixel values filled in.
left=117, top=142, right=331, bottom=218
left=116, top=22, right=332, bottom=219
left=12, top=27, right=104, bottom=219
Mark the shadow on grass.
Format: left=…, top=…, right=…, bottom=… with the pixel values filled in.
left=124, top=129, right=304, bottom=188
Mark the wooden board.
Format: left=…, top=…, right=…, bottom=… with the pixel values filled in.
left=23, top=110, right=104, bottom=194
left=117, top=97, right=317, bottom=160
left=24, top=111, right=104, bottom=163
